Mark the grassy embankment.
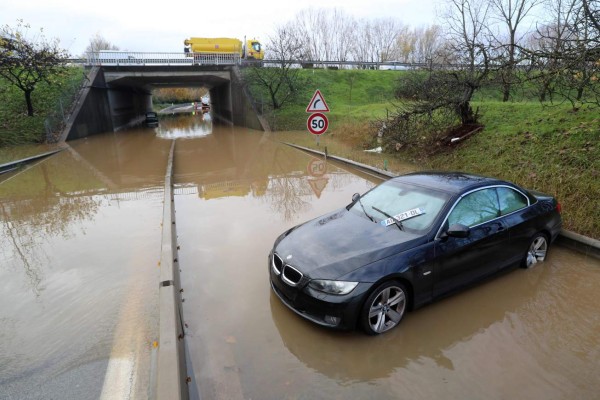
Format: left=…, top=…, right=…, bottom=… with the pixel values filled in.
left=249, top=69, right=600, bottom=238
left=0, top=65, right=85, bottom=150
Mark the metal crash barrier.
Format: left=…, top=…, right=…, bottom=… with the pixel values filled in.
left=86, top=51, right=241, bottom=66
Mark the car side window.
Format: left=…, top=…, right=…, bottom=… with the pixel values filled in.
left=497, top=187, right=528, bottom=215
left=447, top=188, right=501, bottom=227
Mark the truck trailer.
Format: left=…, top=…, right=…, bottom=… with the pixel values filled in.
left=183, top=37, right=264, bottom=60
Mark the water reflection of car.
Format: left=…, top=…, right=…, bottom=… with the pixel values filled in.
left=145, top=111, right=159, bottom=127
left=269, top=172, right=562, bottom=335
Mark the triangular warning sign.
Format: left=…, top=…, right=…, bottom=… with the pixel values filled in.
left=306, top=90, right=330, bottom=113
left=308, top=177, right=329, bottom=198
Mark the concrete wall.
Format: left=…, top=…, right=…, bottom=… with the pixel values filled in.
left=108, top=87, right=151, bottom=131
left=209, top=83, right=233, bottom=124
left=230, top=67, right=268, bottom=131
left=60, top=65, right=265, bottom=143
left=61, top=68, right=114, bottom=141
left=61, top=67, right=152, bottom=141
left=208, top=67, right=268, bottom=131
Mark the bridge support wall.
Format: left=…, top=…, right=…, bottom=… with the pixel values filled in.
left=208, top=67, right=267, bottom=131
left=107, top=88, right=151, bottom=131
left=60, top=65, right=266, bottom=143
left=61, top=67, right=152, bottom=141
left=61, top=67, right=114, bottom=141
left=209, top=84, right=233, bottom=124
left=230, top=67, right=268, bottom=131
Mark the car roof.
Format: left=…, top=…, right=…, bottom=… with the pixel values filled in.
left=392, top=171, right=506, bottom=195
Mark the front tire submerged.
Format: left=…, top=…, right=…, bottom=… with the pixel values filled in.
left=523, top=233, right=548, bottom=268
left=360, top=281, right=407, bottom=335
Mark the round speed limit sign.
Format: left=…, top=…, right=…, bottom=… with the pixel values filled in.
left=307, top=113, right=329, bottom=135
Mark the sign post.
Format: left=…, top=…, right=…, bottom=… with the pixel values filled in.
left=306, top=89, right=330, bottom=146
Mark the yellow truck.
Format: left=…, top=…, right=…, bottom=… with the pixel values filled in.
left=183, top=37, right=264, bottom=60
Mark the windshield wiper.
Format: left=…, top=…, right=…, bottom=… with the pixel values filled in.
left=352, top=193, right=376, bottom=223
left=372, top=206, right=404, bottom=231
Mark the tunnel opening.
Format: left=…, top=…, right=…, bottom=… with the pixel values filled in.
left=62, top=65, right=266, bottom=142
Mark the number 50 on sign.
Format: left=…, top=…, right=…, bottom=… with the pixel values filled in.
left=307, top=112, right=329, bottom=135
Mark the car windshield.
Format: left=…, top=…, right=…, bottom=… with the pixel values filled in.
left=350, top=180, right=451, bottom=233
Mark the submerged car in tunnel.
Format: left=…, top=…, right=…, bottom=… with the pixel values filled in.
left=269, top=172, right=562, bottom=335
left=145, top=111, right=159, bottom=127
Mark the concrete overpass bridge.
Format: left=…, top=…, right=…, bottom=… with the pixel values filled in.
left=61, top=52, right=266, bottom=142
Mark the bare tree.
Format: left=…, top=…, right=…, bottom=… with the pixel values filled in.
left=0, top=20, right=68, bottom=116
left=83, top=32, right=119, bottom=56
left=440, top=0, right=493, bottom=122
left=525, top=0, right=600, bottom=106
left=525, top=0, right=577, bottom=101
left=247, top=23, right=305, bottom=110
left=395, top=27, right=418, bottom=62
left=371, top=18, right=406, bottom=62
left=444, top=0, right=491, bottom=69
left=352, top=19, right=375, bottom=64
left=329, top=9, right=355, bottom=65
left=349, top=18, right=408, bottom=67
left=293, top=8, right=326, bottom=62
left=378, top=0, right=493, bottom=151
left=557, top=2, right=599, bottom=104
left=582, top=0, right=600, bottom=32
left=283, top=8, right=445, bottom=67
left=489, top=0, right=543, bottom=101
left=291, top=8, right=355, bottom=66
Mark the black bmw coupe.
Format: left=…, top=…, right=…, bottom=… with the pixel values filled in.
left=269, top=172, right=562, bottom=335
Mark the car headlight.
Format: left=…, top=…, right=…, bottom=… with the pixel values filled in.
left=308, top=279, right=358, bottom=295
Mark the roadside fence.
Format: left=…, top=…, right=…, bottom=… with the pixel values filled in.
left=44, top=69, right=90, bottom=143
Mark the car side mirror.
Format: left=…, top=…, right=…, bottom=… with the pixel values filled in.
left=446, top=223, right=470, bottom=238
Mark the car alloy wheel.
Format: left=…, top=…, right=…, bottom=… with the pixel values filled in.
left=524, top=233, right=548, bottom=268
left=361, top=281, right=407, bottom=335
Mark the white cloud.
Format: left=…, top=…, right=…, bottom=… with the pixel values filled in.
left=1, top=0, right=439, bottom=56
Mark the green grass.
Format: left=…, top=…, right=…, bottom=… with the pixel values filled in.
left=0, top=65, right=86, bottom=147
left=257, top=69, right=600, bottom=239
left=425, top=102, right=600, bottom=237
left=247, top=68, right=401, bottom=130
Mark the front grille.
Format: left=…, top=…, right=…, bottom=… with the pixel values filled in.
left=272, top=253, right=283, bottom=275
left=282, top=265, right=303, bottom=286
left=272, top=253, right=304, bottom=287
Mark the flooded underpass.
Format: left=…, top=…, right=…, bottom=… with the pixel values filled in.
left=172, top=124, right=600, bottom=399
left=1, top=112, right=599, bottom=399
left=0, top=130, right=172, bottom=399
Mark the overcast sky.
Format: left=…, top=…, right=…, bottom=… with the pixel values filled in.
left=2, top=0, right=441, bottom=56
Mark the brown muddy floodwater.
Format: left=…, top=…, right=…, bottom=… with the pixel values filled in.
left=173, top=123, right=600, bottom=400
left=1, top=112, right=599, bottom=400
left=0, top=128, right=171, bottom=399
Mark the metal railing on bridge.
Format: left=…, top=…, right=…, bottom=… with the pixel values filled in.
left=83, top=51, right=433, bottom=69
left=85, top=51, right=241, bottom=66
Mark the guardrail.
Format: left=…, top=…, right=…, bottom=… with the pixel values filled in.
left=82, top=52, right=429, bottom=69
left=85, top=51, right=241, bottom=66
left=78, top=53, right=525, bottom=71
